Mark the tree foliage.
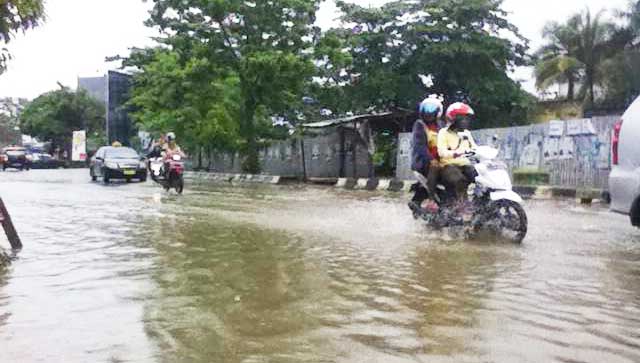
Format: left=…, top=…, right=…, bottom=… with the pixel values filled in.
left=0, top=0, right=45, bottom=73
left=534, top=8, right=636, bottom=107
left=311, top=0, right=534, bottom=127
left=19, top=87, right=105, bottom=153
left=140, top=0, right=321, bottom=172
left=127, top=47, right=241, bottom=156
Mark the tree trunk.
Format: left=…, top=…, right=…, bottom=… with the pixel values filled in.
left=241, top=97, right=260, bottom=174
left=586, top=69, right=595, bottom=107
left=567, top=76, right=575, bottom=101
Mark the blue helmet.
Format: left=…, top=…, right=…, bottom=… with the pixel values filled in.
left=418, top=95, right=444, bottom=118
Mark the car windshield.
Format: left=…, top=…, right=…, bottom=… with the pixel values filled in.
left=106, top=148, right=139, bottom=159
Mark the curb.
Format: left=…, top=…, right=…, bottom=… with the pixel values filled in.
left=336, top=177, right=416, bottom=192
left=184, top=171, right=282, bottom=185
left=184, top=172, right=608, bottom=204
left=514, top=185, right=608, bottom=204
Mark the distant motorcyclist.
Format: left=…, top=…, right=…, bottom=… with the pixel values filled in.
left=162, top=132, right=184, bottom=158
left=160, top=132, right=185, bottom=177
left=409, top=95, right=444, bottom=213
left=437, top=102, right=478, bottom=205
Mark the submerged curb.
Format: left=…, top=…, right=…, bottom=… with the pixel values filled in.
left=185, top=171, right=282, bottom=185
left=184, top=172, right=607, bottom=204
left=336, top=177, right=416, bottom=192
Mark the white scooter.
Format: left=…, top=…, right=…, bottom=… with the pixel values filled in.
left=413, top=145, right=528, bottom=243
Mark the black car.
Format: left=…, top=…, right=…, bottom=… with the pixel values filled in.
left=1, top=147, right=31, bottom=171
left=90, top=146, right=147, bottom=183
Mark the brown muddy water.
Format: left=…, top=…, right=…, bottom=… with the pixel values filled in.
left=1, top=169, right=639, bottom=363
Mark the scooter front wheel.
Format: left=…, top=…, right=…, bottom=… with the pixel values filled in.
left=487, top=199, right=528, bottom=243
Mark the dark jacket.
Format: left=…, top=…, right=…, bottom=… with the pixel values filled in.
left=411, top=119, right=431, bottom=172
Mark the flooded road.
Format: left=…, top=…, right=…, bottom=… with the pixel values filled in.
left=1, top=169, right=640, bottom=363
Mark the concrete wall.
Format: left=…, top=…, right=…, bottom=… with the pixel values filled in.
left=197, top=128, right=370, bottom=178
left=396, top=115, right=620, bottom=189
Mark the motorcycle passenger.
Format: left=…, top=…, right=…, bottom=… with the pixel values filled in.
left=146, top=134, right=166, bottom=159
left=163, top=132, right=184, bottom=158
left=162, top=132, right=185, bottom=178
left=409, top=95, right=444, bottom=213
left=437, top=102, right=478, bottom=205
left=146, top=134, right=166, bottom=179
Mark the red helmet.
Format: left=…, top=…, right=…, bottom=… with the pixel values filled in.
left=446, top=102, right=475, bottom=121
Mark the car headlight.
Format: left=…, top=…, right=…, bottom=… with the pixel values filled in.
left=105, top=162, right=118, bottom=169
left=139, top=161, right=146, bottom=169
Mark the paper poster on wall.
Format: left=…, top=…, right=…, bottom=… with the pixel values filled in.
left=529, top=134, right=543, bottom=147
left=502, top=136, right=515, bottom=160
left=566, top=120, right=582, bottom=136
left=558, top=137, right=575, bottom=160
left=543, top=138, right=559, bottom=161
left=548, top=120, right=565, bottom=137
left=582, top=119, right=596, bottom=135
left=596, top=141, right=611, bottom=169
left=519, top=144, right=541, bottom=168
left=311, top=145, right=320, bottom=160
left=400, top=137, right=411, bottom=156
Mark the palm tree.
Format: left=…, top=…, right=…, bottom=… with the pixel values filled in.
left=534, top=22, right=582, bottom=101
left=535, top=9, right=618, bottom=106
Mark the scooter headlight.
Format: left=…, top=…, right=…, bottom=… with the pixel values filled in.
left=172, top=154, right=182, bottom=161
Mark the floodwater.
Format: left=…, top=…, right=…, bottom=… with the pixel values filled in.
left=1, top=169, right=639, bottom=363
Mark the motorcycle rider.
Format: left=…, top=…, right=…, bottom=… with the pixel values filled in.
left=163, top=132, right=184, bottom=157
left=162, top=132, right=185, bottom=177
left=146, top=134, right=166, bottom=179
left=437, top=102, right=478, bottom=206
left=409, top=95, right=444, bottom=213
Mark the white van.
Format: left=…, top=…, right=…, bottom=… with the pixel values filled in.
left=609, top=96, right=640, bottom=228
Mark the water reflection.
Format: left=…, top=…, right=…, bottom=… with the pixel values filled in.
left=139, top=185, right=517, bottom=363
left=141, top=212, right=332, bottom=362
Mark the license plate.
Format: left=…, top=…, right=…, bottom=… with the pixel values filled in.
left=123, top=170, right=135, bottom=176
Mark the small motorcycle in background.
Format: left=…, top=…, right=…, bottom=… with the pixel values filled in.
left=148, top=153, right=185, bottom=194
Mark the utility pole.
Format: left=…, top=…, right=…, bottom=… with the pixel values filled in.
left=0, top=198, right=22, bottom=250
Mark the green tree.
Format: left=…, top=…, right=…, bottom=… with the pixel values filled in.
left=0, top=98, right=27, bottom=145
left=127, top=47, right=241, bottom=165
left=534, top=9, right=626, bottom=106
left=534, top=22, right=582, bottom=100
left=314, top=0, right=533, bottom=127
left=144, top=0, right=320, bottom=172
left=601, top=1, right=640, bottom=108
left=19, top=87, right=105, bottom=155
left=0, top=0, right=45, bottom=73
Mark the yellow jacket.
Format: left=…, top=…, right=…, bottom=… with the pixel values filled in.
left=437, top=127, right=477, bottom=166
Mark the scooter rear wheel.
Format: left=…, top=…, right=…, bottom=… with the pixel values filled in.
left=174, top=176, right=184, bottom=194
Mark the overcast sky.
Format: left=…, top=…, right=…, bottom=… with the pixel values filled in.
left=0, top=0, right=631, bottom=99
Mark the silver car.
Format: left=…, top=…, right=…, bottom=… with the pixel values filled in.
left=609, top=96, right=640, bottom=228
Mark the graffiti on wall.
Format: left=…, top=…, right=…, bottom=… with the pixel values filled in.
left=385, top=116, right=620, bottom=187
